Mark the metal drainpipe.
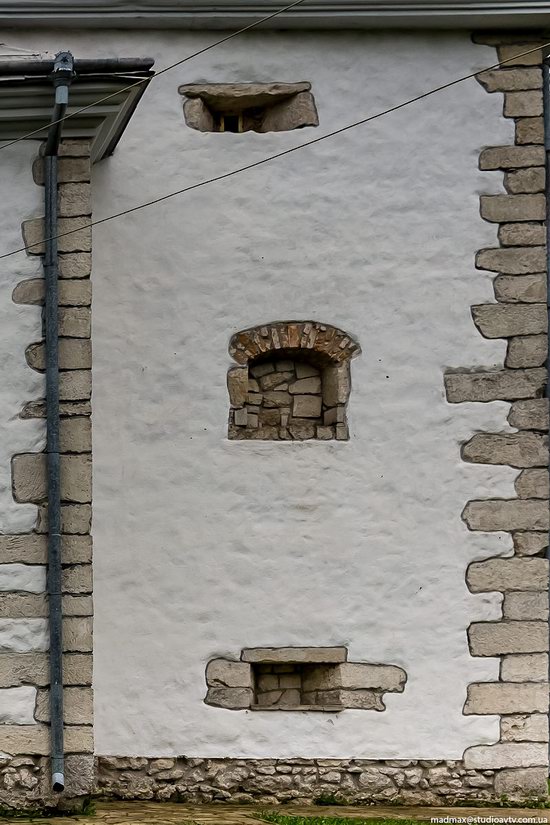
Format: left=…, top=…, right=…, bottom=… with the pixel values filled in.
left=543, top=57, right=550, bottom=761
left=43, top=50, right=74, bottom=794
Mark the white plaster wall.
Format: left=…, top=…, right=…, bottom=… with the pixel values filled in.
left=0, top=144, right=45, bottom=533
left=0, top=29, right=520, bottom=758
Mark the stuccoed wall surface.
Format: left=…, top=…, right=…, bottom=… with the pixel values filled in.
left=0, top=144, right=45, bottom=532
left=0, top=30, right=517, bottom=758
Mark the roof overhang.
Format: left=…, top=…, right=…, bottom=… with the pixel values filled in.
left=1, top=0, right=550, bottom=29
left=0, top=63, right=154, bottom=162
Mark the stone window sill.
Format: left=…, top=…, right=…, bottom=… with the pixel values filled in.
left=250, top=704, right=343, bottom=712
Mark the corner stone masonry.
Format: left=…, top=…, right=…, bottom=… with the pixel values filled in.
left=443, top=32, right=550, bottom=802
left=0, top=140, right=94, bottom=812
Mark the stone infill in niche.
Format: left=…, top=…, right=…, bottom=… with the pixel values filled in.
left=227, top=321, right=360, bottom=441
left=204, top=647, right=407, bottom=711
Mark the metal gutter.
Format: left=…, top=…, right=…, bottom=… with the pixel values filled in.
left=2, top=0, right=550, bottom=28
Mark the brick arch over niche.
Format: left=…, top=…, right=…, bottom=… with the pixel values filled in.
left=227, top=321, right=361, bottom=441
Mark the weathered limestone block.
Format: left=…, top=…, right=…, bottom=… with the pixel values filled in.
left=322, top=363, right=350, bottom=407
left=12, top=453, right=92, bottom=503
left=467, top=557, right=548, bottom=592
left=445, top=368, right=545, bottom=403
left=515, top=469, right=549, bottom=499
left=506, top=335, right=547, bottom=368
left=58, top=183, right=92, bottom=217
left=464, top=682, right=548, bottom=715
left=205, top=687, right=252, bottom=709
left=513, top=532, right=548, bottom=556
left=494, top=274, right=546, bottom=303
left=292, top=395, right=322, bottom=418
left=63, top=595, right=93, bottom=617
left=62, top=565, right=93, bottom=595
left=498, top=44, right=544, bottom=67
left=13, top=278, right=92, bottom=306
left=494, top=767, right=549, bottom=798
left=0, top=618, right=48, bottom=653
left=0, top=686, right=37, bottom=724
left=464, top=742, right=547, bottom=769
left=22, top=400, right=91, bottom=419
left=60, top=370, right=92, bottom=401
left=206, top=660, right=252, bottom=688
left=60, top=417, right=92, bottom=453
left=35, top=686, right=93, bottom=725
left=227, top=367, right=248, bottom=407
left=463, top=499, right=549, bottom=531
left=504, top=91, right=543, bottom=117
left=182, top=98, right=214, bottom=132
left=301, top=662, right=405, bottom=692
left=480, top=194, right=545, bottom=223
left=0, top=534, right=90, bottom=564
left=36, top=503, right=92, bottom=534
left=499, top=223, right=546, bottom=246
left=0, top=563, right=45, bottom=594
left=26, top=339, right=91, bottom=371
left=58, top=307, right=91, bottom=338
left=323, top=689, right=383, bottom=710
left=0, top=653, right=92, bottom=688
left=501, top=653, right=548, bottom=682
left=461, top=433, right=547, bottom=468
left=516, top=117, right=545, bottom=144
left=477, top=70, right=542, bottom=94
left=503, top=592, right=549, bottom=621
left=33, top=156, right=91, bottom=185
left=0, top=724, right=93, bottom=755
left=63, top=617, right=92, bottom=652
left=242, top=647, right=347, bottom=663
left=53, top=139, right=92, bottom=157
left=468, top=621, right=548, bottom=655
left=64, top=753, right=95, bottom=797
left=0, top=593, right=47, bottom=618
left=505, top=168, right=545, bottom=194
left=472, top=304, right=547, bottom=338
left=58, top=252, right=92, bottom=279
left=476, top=247, right=546, bottom=274
left=22, top=216, right=92, bottom=254
left=508, top=399, right=548, bottom=431
left=501, top=713, right=549, bottom=741
left=289, top=377, right=322, bottom=394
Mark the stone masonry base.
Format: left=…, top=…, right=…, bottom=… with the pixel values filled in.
left=96, top=756, right=545, bottom=805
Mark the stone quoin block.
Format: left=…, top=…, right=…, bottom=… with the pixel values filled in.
left=499, top=223, right=546, bottom=247
left=59, top=370, right=92, bottom=402
left=463, top=500, right=549, bottom=532
left=466, top=557, right=548, bottom=592
left=0, top=653, right=92, bottom=688
left=444, top=369, right=546, bottom=403
left=515, top=469, right=549, bottom=499
left=472, top=304, right=547, bottom=338
left=0, top=724, right=93, bottom=755
left=505, top=168, right=545, bottom=194
left=62, top=565, right=93, bottom=595
left=36, top=503, right=92, bottom=534
left=463, top=742, right=548, bottom=769
left=26, top=338, right=91, bottom=371
left=501, top=653, right=549, bottom=683
left=35, top=686, right=93, bottom=725
left=494, top=767, right=549, bottom=798
left=0, top=593, right=48, bottom=619
left=494, top=274, right=546, bottom=304
left=464, top=682, right=549, bottom=715
left=476, top=246, right=546, bottom=274
left=480, top=194, right=546, bottom=223
left=477, top=69, right=542, bottom=93
left=63, top=617, right=93, bottom=652
left=516, top=117, right=544, bottom=144
left=468, top=621, right=549, bottom=655
left=0, top=534, right=91, bottom=565
left=32, top=156, right=91, bottom=186
left=506, top=335, right=547, bottom=369
left=60, top=417, right=92, bottom=453
left=12, top=453, right=92, bottom=503
left=503, top=592, right=549, bottom=621
left=58, top=252, right=92, bottom=279
left=498, top=44, right=544, bottom=67
left=22, top=216, right=92, bottom=254
left=504, top=91, right=543, bottom=118
left=58, top=307, right=91, bottom=338
left=501, top=713, right=549, bottom=741
left=508, top=399, right=548, bottom=431
left=461, top=433, right=548, bottom=468
left=12, top=278, right=92, bottom=306
left=478, top=144, right=545, bottom=168
left=513, top=533, right=548, bottom=556
left=58, top=182, right=92, bottom=217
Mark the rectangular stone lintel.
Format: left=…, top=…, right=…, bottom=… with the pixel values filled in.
left=241, top=646, right=348, bottom=664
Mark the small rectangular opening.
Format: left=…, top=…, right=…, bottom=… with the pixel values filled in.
left=215, top=112, right=243, bottom=133
left=251, top=662, right=342, bottom=711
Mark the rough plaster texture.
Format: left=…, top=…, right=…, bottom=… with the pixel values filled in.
left=0, top=144, right=45, bottom=532
left=0, top=686, right=36, bottom=725
left=0, top=564, right=45, bottom=593
left=2, top=31, right=516, bottom=759
left=0, top=619, right=48, bottom=653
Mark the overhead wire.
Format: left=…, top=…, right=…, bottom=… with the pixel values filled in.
left=0, top=0, right=310, bottom=152
left=1, top=39, right=549, bottom=260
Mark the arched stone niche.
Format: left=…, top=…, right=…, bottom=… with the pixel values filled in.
left=227, top=321, right=360, bottom=441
